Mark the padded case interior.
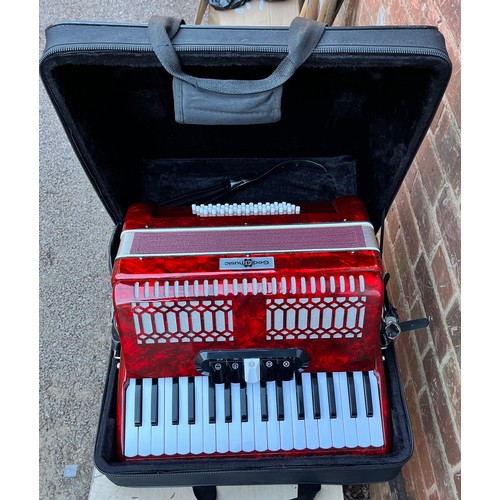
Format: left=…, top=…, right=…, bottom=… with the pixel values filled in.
left=40, top=24, right=452, bottom=229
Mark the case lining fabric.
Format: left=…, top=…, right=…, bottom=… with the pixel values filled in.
left=141, top=156, right=357, bottom=207
left=42, top=49, right=449, bottom=228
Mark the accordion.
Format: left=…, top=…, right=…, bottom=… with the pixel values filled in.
left=112, top=196, right=391, bottom=460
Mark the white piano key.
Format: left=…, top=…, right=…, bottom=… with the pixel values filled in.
left=368, top=371, right=385, bottom=447
left=279, top=380, right=294, bottom=451
left=229, top=383, right=242, bottom=453
left=252, top=382, right=268, bottom=452
left=138, top=378, right=152, bottom=456
left=215, top=383, right=229, bottom=453
left=190, top=376, right=204, bottom=455
left=338, top=372, right=358, bottom=448
left=316, top=373, right=333, bottom=449
left=164, top=378, right=178, bottom=455
left=242, top=383, right=255, bottom=452
left=266, top=382, right=281, bottom=451
left=330, top=373, right=346, bottom=448
left=301, top=373, right=320, bottom=450
left=289, top=376, right=307, bottom=450
left=202, top=377, right=216, bottom=454
left=244, top=358, right=260, bottom=384
left=177, top=377, right=191, bottom=455
left=124, top=379, right=139, bottom=457
left=353, top=372, right=371, bottom=448
left=123, top=371, right=381, bottom=459
left=151, top=378, right=165, bottom=456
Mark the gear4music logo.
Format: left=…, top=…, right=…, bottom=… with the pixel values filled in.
left=219, top=257, right=275, bottom=270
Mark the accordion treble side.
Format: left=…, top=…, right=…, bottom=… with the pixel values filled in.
left=111, top=197, right=391, bottom=460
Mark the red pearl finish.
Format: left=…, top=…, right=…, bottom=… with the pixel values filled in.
left=113, top=198, right=392, bottom=460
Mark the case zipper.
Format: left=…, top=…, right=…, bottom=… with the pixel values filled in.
left=41, top=41, right=450, bottom=63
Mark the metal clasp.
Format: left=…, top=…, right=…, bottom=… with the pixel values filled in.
left=385, top=315, right=402, bottom=340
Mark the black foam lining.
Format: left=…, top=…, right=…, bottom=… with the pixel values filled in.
left=41, top=48, right=451, bottom=228
left=141, top=156, right=357, bottom=206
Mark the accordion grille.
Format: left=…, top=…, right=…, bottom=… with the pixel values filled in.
left=129, top=275, right=368, bottom=344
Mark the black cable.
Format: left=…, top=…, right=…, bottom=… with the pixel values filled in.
left=207, top=159, right=327, bottom=204
left=157, top=159, right=327, bottom=207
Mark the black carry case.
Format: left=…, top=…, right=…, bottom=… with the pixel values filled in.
left=40, top=16, right=451, bottom=490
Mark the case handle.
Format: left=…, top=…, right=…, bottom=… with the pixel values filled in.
left=148, top=16, right=325, bottom=125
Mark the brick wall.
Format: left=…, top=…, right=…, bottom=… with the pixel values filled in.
left=336, top=1, right=461, bottom=498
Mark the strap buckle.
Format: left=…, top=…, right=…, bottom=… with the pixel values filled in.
left=381, top=273, right=429, bottom=349
left=385, top=315, right=402, bottom=340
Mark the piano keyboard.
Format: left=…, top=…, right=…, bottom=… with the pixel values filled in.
left=123, top=371, right=385, bottom=457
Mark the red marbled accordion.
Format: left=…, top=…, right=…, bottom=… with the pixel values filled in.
left=112, top=196, right=392, bottom=460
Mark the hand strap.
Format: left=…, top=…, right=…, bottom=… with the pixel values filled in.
left=147, top=16, right=325, bottom=124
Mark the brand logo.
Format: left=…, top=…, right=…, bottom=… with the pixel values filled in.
left=219, top=257, right=275, bottom=270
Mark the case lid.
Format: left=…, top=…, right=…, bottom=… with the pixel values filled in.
left=40, top=17, right=451, bottom=229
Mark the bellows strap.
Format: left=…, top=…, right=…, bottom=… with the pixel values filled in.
left=148, top=16, right=325, bottom=125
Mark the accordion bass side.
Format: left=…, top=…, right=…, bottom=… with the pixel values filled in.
left=112, top=196, right=391, bottom=461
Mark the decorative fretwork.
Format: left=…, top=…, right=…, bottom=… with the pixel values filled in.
left=131, top=300, right=234, bottom=344
left=129, top=274, right=368, bottom=344
left=265, top=296, right=367, bottom=341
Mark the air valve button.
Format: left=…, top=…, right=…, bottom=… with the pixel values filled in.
left=277, top=357, right=295, bottom=381
left=260, top=358, right=278, bottom=382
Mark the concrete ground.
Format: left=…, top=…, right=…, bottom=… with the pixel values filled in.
left=39, top=2, right=198, bottom=499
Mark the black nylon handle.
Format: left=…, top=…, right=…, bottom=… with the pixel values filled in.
left=148, top=16, right=325, bottom=95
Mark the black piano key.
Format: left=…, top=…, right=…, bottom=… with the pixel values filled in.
left=311, top=373, right=321, bottom=419
left=296, top=372, right=305, bottom=420
left=172, top=377, right=180, bottom=425
left=134, top=379, right=142, bottom=427
left=208, top=379, right=216, bottom=424
left=326, top=373, right=336, bottom=418
left=188, top=377, right=195, bottom=424
left=224, top=383, right=232, bottom=423
left=347, top=372, right=357, bottom=418
left=363, top=372, right=374, bottom=418
left=151, top=378, right=158, bottom=426
left=276, top=380, right=285, bottom=421
left=260, top=383, right=268, bottom=422
left=240, top=382, right=248, bottom=423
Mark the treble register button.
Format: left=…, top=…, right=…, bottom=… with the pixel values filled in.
left=243, top=358, right=260, bottom=384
